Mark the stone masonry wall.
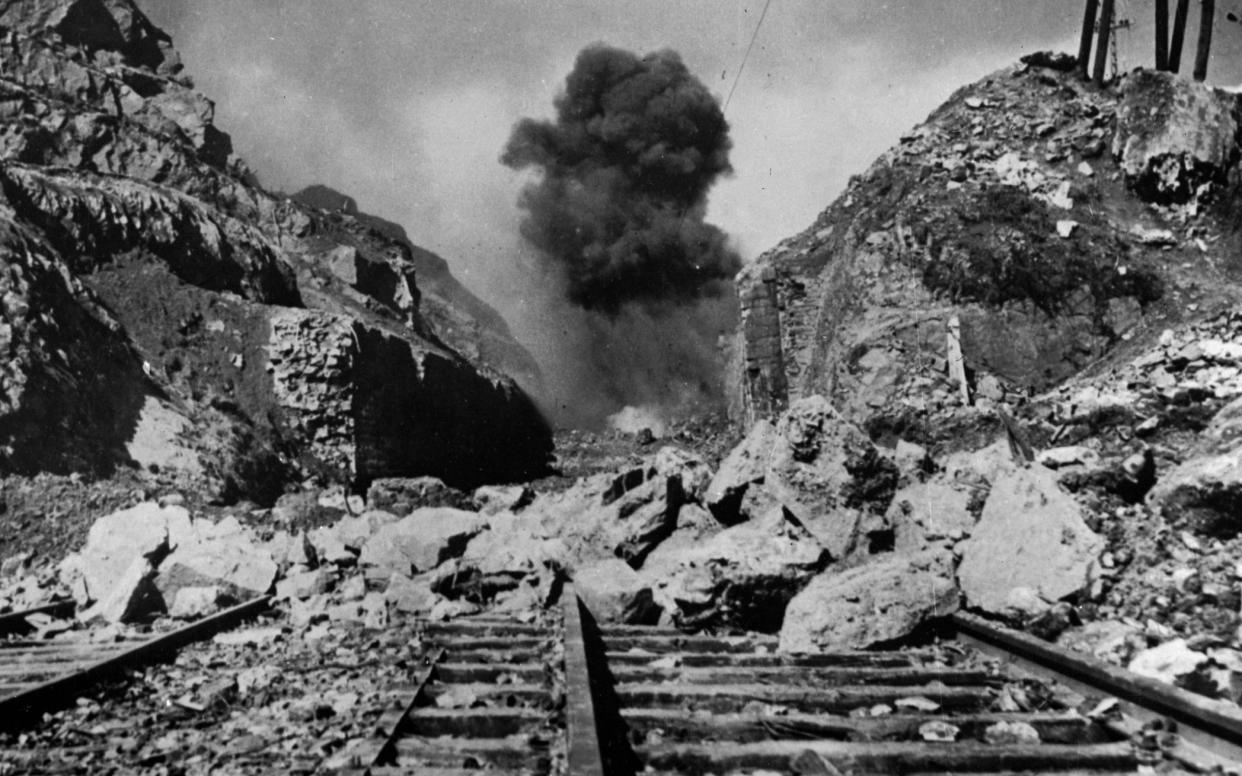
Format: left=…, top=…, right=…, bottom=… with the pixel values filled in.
left=266, top=308, right=355, bottom=474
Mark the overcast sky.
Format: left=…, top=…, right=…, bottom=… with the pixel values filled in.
left=142, top=1, right=1242, bottom=407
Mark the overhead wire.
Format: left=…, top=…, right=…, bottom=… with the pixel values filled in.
left=723, top=0, right=773, bottom=113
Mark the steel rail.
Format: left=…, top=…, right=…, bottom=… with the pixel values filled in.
left=952, top=610, right=1242, bottom=766
left=0, top=600, right=75, bottom=635
left=0, top=594, right=272, bottom=724
left=562, top=585, right=607, bottom=776
left=323, top=645, right=445, bottom=773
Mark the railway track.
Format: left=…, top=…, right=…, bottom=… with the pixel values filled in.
left=324, top=589, right=1242, bottom=776
left=3, top=586, right=1242, bottom=775
left=0, top=596, right=271, bottom=725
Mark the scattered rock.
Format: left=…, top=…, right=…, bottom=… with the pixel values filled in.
left=383, top=572, right=436, bottom=614
left=472, top=484, right=534, bottom=516
left=1128, top=638, right=1209, bottom=685
left=332, top=510, right=399, bottom=551
left=275, top=567, right=333, bottom=601
left=1036, top=446, right=1101, bottom=470
left=983, top=720, right=1041, bottom=745
left=1149, top=396, right=1242, bottom=535
left=366, top=477, right=474, bottom=514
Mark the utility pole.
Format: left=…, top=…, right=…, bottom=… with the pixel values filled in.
left=1169, top=0, right=1190, bottom=72
left=1194, top=0, right=1215, bottom=81
left=1079, top=0, right=1100, bottom=79
left=1155, top=0, right=1169, bottom=69
left=1094, top=0, right=1115, bottom=86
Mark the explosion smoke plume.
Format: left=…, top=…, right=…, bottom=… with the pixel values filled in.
left=502, top=44, right=740, bottom=313
left=502, top=44, right=741, bottom=426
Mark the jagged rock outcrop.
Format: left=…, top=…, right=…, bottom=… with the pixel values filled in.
left=729, top=59, right=1242, bottom=428
left=0, top=0, right=552, bottom=497
left=1112, top=70, right=1238, bottom=205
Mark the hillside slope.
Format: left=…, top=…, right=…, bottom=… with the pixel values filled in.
left=0, top=0, right=552, bottom=500
left=731, top=57, right=1242, bottom=429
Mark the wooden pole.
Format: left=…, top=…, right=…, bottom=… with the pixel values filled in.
left=1155, top=0, right=1170, bottom=70
left=1093, top=0, right=1114, bottom=86
left=1194, top=0, right=1215, bottom=81
left=1079, top=0, right=1100, bottom=79
left=1169, top=0, right=1190, bottom=72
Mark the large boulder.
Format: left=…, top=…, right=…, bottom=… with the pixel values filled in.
left=1112, top=69, right=1238, bottom=204
left=639, top=504, right=721, bottom=578
left=1148, top=395, right=1242, bottom=536
left=435, top=518, right=564, bottom=605
left=704, top=397, right=895, bottom=560
left=957, top=466, right=1104, bottom=615
left=156, top=518, right=278, bottom=603
left=522, top=464, right=686, bottom=572
left=78, top=557, right=164, bottom=625
left=652, top=446, right=714, bottom=503
left=357, top=507, right=486, bottom=576
left=886, top=478, right=976, bottom=552
left=574, top=558, right=660, bottom=625
left=705, top=421, right=775, bottom=519
left=367, top=477, right=474, bottom=514
left=779, top=550, right=959, bottom=651
left=58, top=502, right=191, bottom=605
left=644, top=508, right=829, bottom=632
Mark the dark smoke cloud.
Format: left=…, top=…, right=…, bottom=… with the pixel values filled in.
left=502, top=43, right=741, bottom=314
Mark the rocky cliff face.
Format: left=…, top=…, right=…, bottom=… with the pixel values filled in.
left=730, top=56, right=1242, bottom=429
left=0, top=0, right=552, bottom=499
